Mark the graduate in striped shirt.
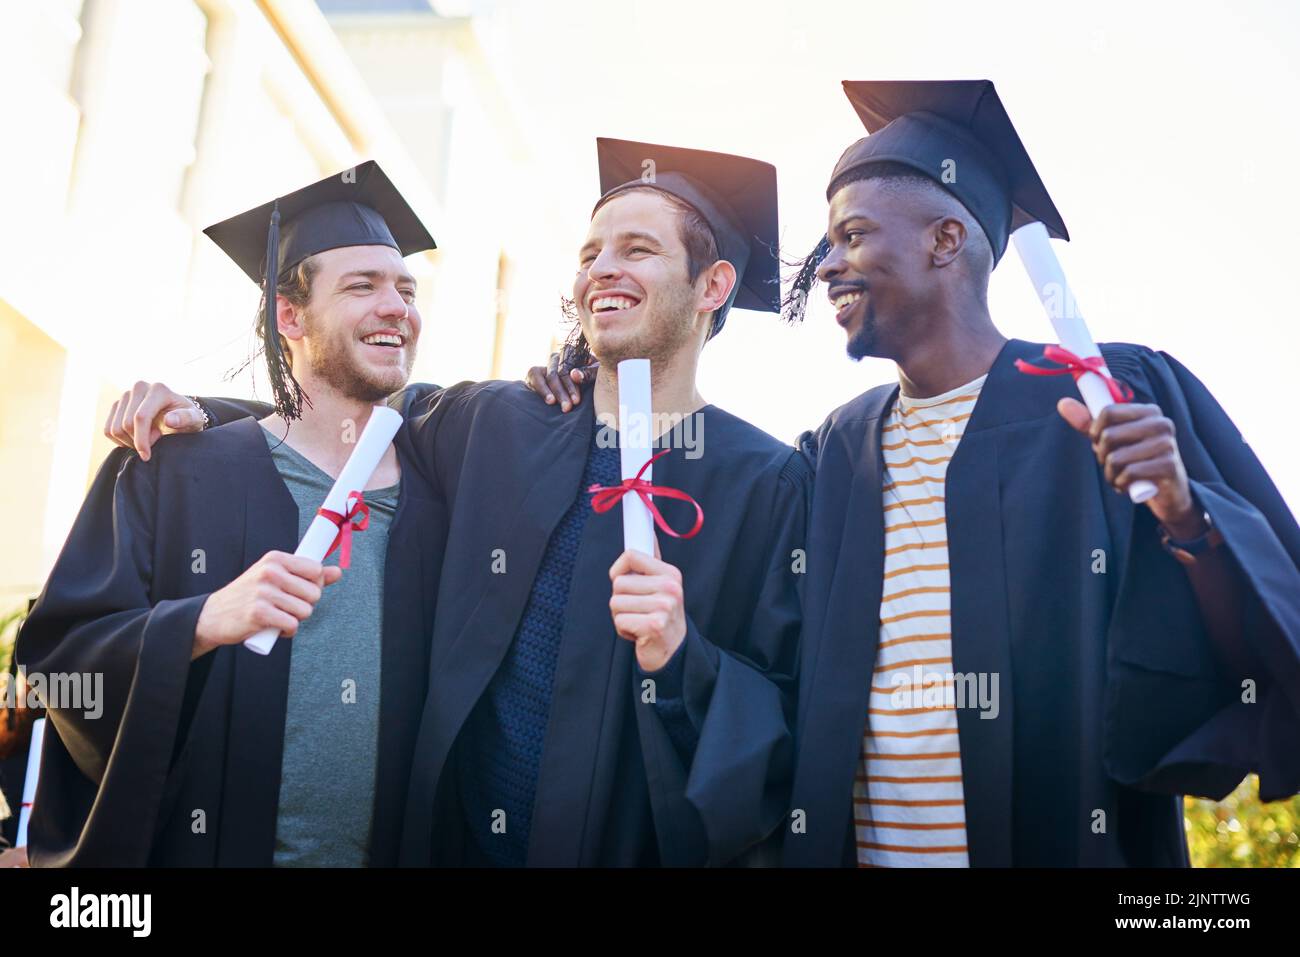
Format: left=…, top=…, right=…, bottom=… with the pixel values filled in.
left=782, top=80, right=1300, bottom=867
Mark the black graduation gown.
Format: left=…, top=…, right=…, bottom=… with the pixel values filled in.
left=396, top=379, right=808, bottom=866
left=15, top=404, right=445, bottom=867
left=786, top=338, right=1300, bottom=867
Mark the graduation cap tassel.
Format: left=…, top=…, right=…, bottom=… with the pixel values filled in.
left=262, top=201, right=304, bottom=420
left=559, top=317, right=594, bottom=375
left=781, top=234, right=830, bottom=325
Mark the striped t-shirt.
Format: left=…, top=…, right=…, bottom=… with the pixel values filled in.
left=853, top=374, right=986, bottom=868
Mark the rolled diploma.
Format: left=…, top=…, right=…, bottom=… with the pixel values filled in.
left=243, top=405, right=404, bottom=655
left=17, top=716, right=45, bottom=847
left=1012, top=223, right=1157, bottom=504
left=617, top=358, right=656, bottom=556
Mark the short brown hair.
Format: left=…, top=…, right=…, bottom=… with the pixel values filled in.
left=561, top=189, right=728, bottom=370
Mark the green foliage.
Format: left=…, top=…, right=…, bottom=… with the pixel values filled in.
left=1185, top=775, right=1300, bottom=867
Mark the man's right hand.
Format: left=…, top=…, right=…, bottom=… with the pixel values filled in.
left=524, top=353, right=599, bottom=413
left=192, top=552, right=342, bottom=659
left=105, top=381, right=207, bottom=461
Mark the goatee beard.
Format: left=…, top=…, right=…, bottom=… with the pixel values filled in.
left=845, top=303, right=878, bottom=361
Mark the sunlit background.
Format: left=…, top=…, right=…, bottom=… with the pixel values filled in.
left=1, top=0, right=1297, bottom=865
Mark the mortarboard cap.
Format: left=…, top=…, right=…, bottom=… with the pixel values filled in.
left=829, top=80, right=1068, bottom=263
left=204, top=160, right=436, bottom=284
left=203, top=160, right=436, bottom=418
left=594, top=138, right=779, bottom=336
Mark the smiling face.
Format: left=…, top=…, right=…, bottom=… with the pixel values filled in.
left=816, top=172, right=990, bottom=362
left=279, top=244, right=420, bottom=402
left=573, top=189, right=732, bottom=367
left=817, top=177, right=939, bottom=362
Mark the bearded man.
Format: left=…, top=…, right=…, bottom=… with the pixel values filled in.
left=782, top=81, right=1300, bottom=867
left=17, top=163, right=446, bottom=866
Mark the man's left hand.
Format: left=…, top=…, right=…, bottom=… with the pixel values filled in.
left=0, top=846, right=29, bottom=868
left=1058, top=397, right=1204, bottom=538
left=609, top=548, right=687, bottom=672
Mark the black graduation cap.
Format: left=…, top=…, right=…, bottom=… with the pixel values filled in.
left=594, top=138, right=779, bottom=335
left=203, top=160, right=436, bottom=418
left=829, top=80, right=1068, bottom=263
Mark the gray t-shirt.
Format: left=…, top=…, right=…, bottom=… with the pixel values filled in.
left=262, top=428, right=399, bottom=868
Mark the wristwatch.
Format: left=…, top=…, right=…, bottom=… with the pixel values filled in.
left=1158, top=509, right=1224, bottom=566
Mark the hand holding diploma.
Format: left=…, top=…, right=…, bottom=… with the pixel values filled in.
left=593, top=359, right=701, bottom=671
left=1057, top=399, right=1205, bottom=539
left=193, top=552, right=342, bottom=659
left=1012, top=223, right=1158, bottom=504
left=610, top=546, right=687, bottom=672
left=186, top=405, right=403, bottom=658
left=238, top=405, right=403, bottom=655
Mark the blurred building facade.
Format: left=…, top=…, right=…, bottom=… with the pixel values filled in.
left=0, top=0, right=565, bottom=610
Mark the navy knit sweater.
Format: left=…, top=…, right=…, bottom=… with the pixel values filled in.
left=458, top=426, right=620, bottom=866
left=457, top=424, right=699, bottom=866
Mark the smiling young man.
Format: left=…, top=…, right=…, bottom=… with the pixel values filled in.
left=781, top=80, right=1300, bottom=867
left=17, top=163, right=446, bottom=866
left=395, top=139, right=806, bottom=867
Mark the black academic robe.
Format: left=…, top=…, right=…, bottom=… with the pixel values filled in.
left=396, top=379, right=808, bottom=866
left=785, top=338, right=1300, bottom=867
left=16, top=400, right=445, bottom=867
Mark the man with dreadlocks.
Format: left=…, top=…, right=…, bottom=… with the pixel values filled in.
left=17, top=163, right=447, bottom=866
left=779, top=81, right=1300, bottom=867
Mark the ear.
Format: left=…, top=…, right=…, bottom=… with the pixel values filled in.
left=931, top=216, right=967, bottom=268
left=276, top=295, right=307, bottom=342
left=697, top=259, right=737, bottom=314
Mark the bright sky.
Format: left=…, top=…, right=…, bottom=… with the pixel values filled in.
left=460, top=0, right=1300, bottom=513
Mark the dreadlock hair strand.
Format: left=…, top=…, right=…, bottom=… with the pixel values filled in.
left=255, top=255, right=319, bottom=421
left=781, top=234, right=829, bottom=325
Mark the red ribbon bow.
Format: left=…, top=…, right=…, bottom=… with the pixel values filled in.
left=318, top=491, right=370, bottom=569
left=588, top=449, right=704, bottom=540
left=1014, top=345, right=1133, bottom=404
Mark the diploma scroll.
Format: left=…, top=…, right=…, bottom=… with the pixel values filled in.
left=243, top=405, right=404, bottom=655
left=1012, top=223, right=1157, bottom=504
left=617, top=359, right=657, bottom=556
left=17, top=716, right=45, bottom=848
